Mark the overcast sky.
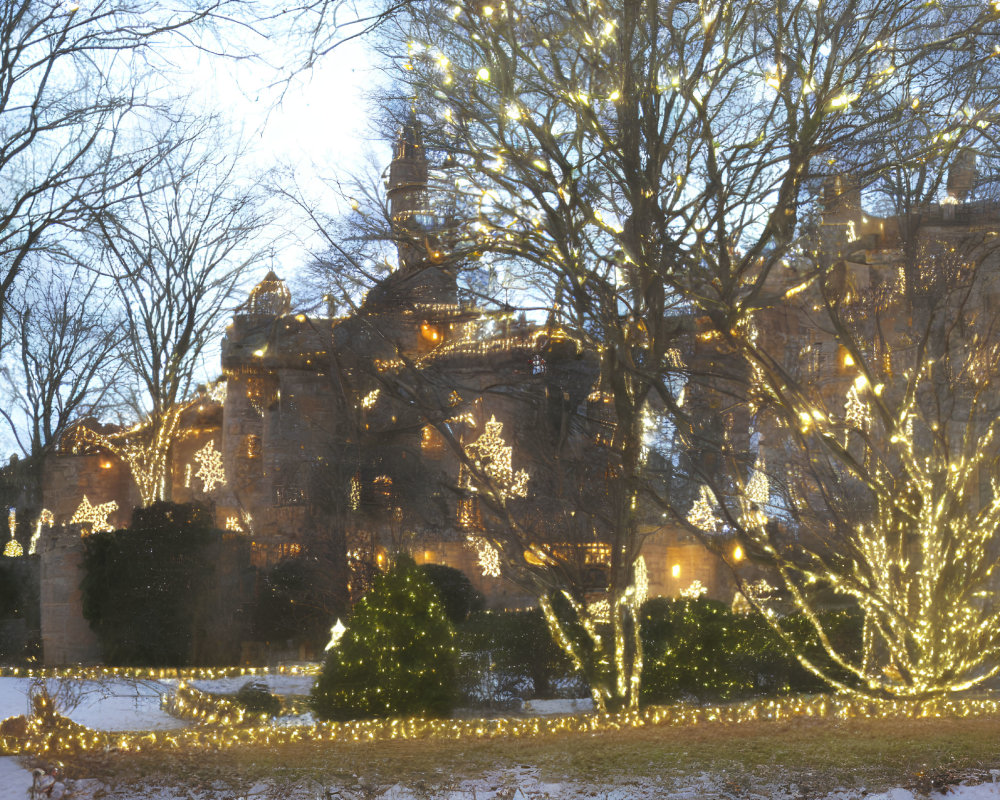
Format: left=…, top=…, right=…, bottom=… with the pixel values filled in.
left=179, top=21, right=391, bottom=284
left=0, top=21, right=389, bottom=462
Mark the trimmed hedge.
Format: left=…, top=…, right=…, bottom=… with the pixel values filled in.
left=81, top=502, right=252, bottom=666
left=458, top=608, right=577, bottom=703
left=420, top=563, right=485, bottom=625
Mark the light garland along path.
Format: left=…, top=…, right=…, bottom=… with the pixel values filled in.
left=0, top=665, right=320, bottom=681
left=6, top=683, right=1000, bottom=758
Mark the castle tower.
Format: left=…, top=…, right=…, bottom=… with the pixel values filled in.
left=245, top=270, right=292, bottom=318
left=387, top=115, right=430, bottom=270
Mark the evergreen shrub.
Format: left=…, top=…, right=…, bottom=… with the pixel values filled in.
left=419, top=563, right=485, bottom=625
left=253, top=556, right=343, bottom=652
left=457, top=608, right=577, bottom=704
left=311, top=555, right=458, bottom=720
left=233, top=679, right=282, bottom=717
left=639, top=597, right=860, bottom=704
left=81, top=502, right=251, bottom=665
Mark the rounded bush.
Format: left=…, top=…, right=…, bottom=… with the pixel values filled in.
left=311, top=555, right=458, bottom=721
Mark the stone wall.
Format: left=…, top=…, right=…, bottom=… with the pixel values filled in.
left=39, top=524, right=101, bottom=665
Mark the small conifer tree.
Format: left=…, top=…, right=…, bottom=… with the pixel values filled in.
left=311, top=554, right=459, bottom=720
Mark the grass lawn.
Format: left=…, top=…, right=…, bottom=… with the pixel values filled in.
left=61, top=714, right=1000, bottom=796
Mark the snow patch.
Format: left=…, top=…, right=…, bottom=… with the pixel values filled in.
left=0, top=677, right=185, bottom=732
left=521, top=698, right=593, bottom=715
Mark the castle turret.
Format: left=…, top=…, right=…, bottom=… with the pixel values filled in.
left=387, top=115, right=429, bottom=270
left=245, top=270, right=292, bottom=318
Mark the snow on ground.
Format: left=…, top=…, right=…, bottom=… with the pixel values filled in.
left=522, top=698, right=594, bottom=715
left=0, top=679, right=33, bottom=721
left=189, top=674, right=316, bottom=696
left=23, top=769, right=1000, bottom=800
left=0, top=677, right=186, bottom=732
left=0, top=757, right=33, bottom=800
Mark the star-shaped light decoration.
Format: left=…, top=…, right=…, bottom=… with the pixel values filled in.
left=193, top=440, right=226, bottom=494
left=70, top=495, right=118, bottom=535
left=324, top=619, right=347, bottom=651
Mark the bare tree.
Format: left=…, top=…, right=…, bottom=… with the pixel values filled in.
left=0, top=0, right=255, bottom=352
left=0, top=263, right=123, bottom=544
left=678, top=207, right=1000, bottom=698
left=75, top=120, right=276, bottom=506
left=353, top=0, right=1000, bottom=710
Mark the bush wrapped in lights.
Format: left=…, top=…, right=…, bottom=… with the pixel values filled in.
left=311, top=554, right=459, bottom=721
left=640, top=598, right=862, bottom=703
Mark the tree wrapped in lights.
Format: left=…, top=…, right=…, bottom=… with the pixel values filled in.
left=311, top=554, right=459, bottom=721
left=80, top=119, right=273, bottom=506
left=682, top=232, right=1000, bottom=698
left=318, top=0, right=998, bottom=709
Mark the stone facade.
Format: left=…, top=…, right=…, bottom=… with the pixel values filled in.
left=32, top=123, right=746, bottom=616
left=39, top=524, right=101, bottom=665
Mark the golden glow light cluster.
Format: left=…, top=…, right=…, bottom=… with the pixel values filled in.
left=69, top=496, right=118, bottom=535
left=6, top=685, right=1000, bottom=758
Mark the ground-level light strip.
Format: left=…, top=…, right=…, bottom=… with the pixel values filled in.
left=4, top=683, right=1000, bottom=758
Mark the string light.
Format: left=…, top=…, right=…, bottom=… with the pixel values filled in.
left=466, top=534, right=501, bottom=576
left=69, top=496, right=118, bottom=535
left=349, top=474, right=361, bottom=511
left=3, top=511, right=22, bottom=558
left=746, top=458, right=769, bottom=506
left=192, top=440, right=226, bottom=493
left=28, top=510, right=53, bottom=555
left=8, top=675, right=1000, bottom=759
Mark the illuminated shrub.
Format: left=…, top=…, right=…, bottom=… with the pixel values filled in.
left=311, top=555, right=458, bottom=720
left=638, top=598, right=858, bottom=703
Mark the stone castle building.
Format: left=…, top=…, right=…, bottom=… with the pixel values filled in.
left=33, top=122, right=735, bottom=618
left=25, top=122, right=992, bottom=665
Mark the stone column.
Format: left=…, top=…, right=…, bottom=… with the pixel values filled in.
left=39, top=524, right=101, bottom=665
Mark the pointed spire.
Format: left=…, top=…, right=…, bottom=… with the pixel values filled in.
left=397, top=110, right=423, bottom=158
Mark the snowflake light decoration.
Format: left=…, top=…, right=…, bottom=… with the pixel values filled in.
left=464, top=415, right=529, bottom=499
left=466, top=534, right=501, bottom=577
left=747, top=458, right=769, bottom=505
left=193, top=440, right=226, bottom=493
left=687, top=485, right=722, bottom=532
left=680, top=579, right=708, bottom=599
